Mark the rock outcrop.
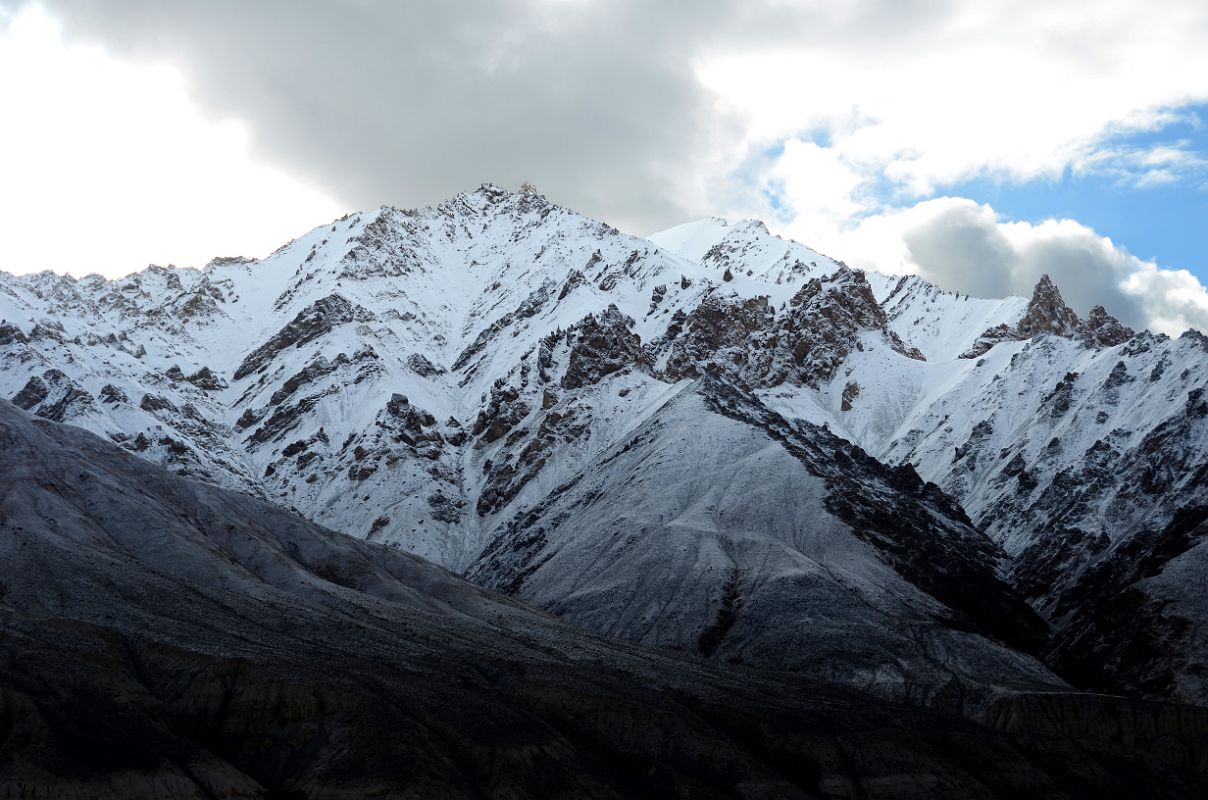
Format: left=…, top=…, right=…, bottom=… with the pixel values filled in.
left=962, top=275, right=1134, bottom=358
left=658, top=267, right=924, bottom=389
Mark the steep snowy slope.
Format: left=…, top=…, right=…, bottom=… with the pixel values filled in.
left=468, top=375, right=1057, bottom=707
left=4, top=184, right=1208, bottom=708
left=7, top=401, right=1208, bottom=798
left=881, top=324, right=1208, bottom=701
left=1, top=187, right=711, bottom=560
left=0, top=185, right=960, bottom=569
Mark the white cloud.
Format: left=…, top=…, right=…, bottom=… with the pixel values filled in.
left=761, top=141, right=869, bottom=234
left=0, top=6, right=342, bottom=276
left=697, top=1, right=1208, bottom=198
left=1064, top=136, right=1208, bottom=191
left=1134, top=169, right=1179, bottom=188
left=1122, top=262, right=1208, bottom=336
left=22, top=0, right=1208, bottom=241
left=684, top=1, right=1208, bottom=336
left=815, top=197, right=1208, bottom=336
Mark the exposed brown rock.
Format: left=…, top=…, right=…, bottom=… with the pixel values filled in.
left=1081, top=305, right=1135, bottom=348
left=841, top=381, right=860, bottom=412
left=962, top=275, right=1133, bottom=358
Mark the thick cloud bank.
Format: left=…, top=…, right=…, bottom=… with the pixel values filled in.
left=8, top=0, right=745, bottom=234
left=838, top=199, right=1208, bottom=336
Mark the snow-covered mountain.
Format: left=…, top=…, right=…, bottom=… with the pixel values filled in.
left=654, top=216, right=1208, bottom=704
left=10, top=399, right=1208, bottom=798
left=3, top=184, right=1206, bottom=706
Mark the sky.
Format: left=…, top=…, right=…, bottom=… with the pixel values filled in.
left=1, top=0, right=1207, bottom=335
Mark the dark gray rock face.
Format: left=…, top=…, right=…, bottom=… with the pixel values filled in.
left=959, top=323, right=1019, bottom=359
left=183, top=365, right=226, bottom=390
left=558, top=304, right=648, bottom=389
left=99, top=383, right=129, bottom=404
left=9, top=373, right=48, bottom=409
left=473, top=382, right=530, bottom=445
left=660, top=292, right=775, bottom=382
left=774, top=267, right=925, bottom=383
left=0, top=321, right=28, bottom=345
left=10, top=368, right=94, bottom=422
left=405, top=351, right=445, bottom=376
left=2, top=400, right=1207, bottom=799
left=139, top=392, right=177, bottom=413
left=1047, top=506, right=1208, bottom=699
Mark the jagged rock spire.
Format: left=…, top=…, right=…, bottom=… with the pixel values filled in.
left=1016, top=274, right=1081, bottom=338
left=961, top=274, right=1133, bottom=357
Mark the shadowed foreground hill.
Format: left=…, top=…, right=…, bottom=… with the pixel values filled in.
left=1, top=400, right=1207, bottom=799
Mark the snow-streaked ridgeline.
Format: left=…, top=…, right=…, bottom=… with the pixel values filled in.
left=3, top=183, right=1207, bottom=706
left=8, top=373, right=1206, bottom=798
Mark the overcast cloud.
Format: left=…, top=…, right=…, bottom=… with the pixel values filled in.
left=4, top=0, right=1208, bottom=333
left=9, top=0, right=746, bottom=233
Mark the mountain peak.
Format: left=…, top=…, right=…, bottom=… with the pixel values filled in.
left=732, top=218, right=772, bottom=237
left=472, top=181, right=513, bottom=197
left=1017, top=273, right=1081, bottom=338
left=961, top=277, right=1133, bottom=357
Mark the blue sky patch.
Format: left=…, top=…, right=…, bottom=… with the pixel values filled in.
left=934, top=105, right=1208, bottom=281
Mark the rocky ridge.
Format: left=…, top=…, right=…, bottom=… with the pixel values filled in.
left=2, top=185, right=1207, bottom=708
left=960, top=275, right=1133, bottom=358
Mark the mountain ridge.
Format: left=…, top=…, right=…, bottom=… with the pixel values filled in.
left=3, top=183, right=1207, bottom=706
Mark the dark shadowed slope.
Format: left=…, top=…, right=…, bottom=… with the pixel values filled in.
left=2, top=400, right=1208, bottom=799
